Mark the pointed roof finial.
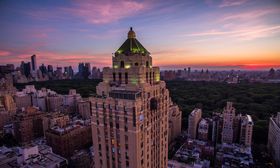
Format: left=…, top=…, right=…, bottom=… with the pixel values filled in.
left=128, top=27, right=136, bottom=39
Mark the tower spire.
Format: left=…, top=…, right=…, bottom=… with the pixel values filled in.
left=128, top=27, right=136, bottom=39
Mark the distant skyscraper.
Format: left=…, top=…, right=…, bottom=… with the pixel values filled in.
left=39, top=64, right=48, bottom=75
left=239, top=115, right=253, bottom=146
left=78, top=63, right=84, bottom=73
left=64, top=66, right=74, bottom=79
left=77, top=62, right=90, bottom=79
left=90, top=27, right=170, bottom=168
left=68, top=66, right=74, bottom=78
left=31, top=54, right=37, bottom=71
left=188, top=108, right=202, bottom=139
left=20, top=61, right=31, bottom=78
left=221, top=102, right=235, bottom=144
left=85, top=62, right=91, bottom=75
left=47, top=65, right=53, bottom=73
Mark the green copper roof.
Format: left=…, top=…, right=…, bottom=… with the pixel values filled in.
left=116, top=27, right=149, bottom=55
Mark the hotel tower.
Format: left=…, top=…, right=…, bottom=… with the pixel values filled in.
left=90, top=28, right=170, bottom=168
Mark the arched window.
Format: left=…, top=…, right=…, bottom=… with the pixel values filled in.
left=135, top=62, right=139, bottom=66
left=146, top=61, right=149, bottom=67
left=120, top=61, right=124, bottom=68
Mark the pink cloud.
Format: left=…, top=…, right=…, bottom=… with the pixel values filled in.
left=220, top=7, right=280, bottom=22
left=0, top=50, right=11, bottom=56
left=219, top=0, right=248, bottom=8
left=186, top=25, right=280, bottom=40
left=25, top=1, right=149, bottom=25
left=186, top=6, right=280, bottom=41
left=62, top=0, right=148, bottom=24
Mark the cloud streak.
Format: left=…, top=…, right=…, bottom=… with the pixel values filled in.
left=25, top=0, right=149, bottom=25
left=219, top=7, right=280, bottom=22
left=186, top=6, right=280, bottom=41
left=187, top=25, right=280, bottom=40
left=219, top=0, right=248, bottom=8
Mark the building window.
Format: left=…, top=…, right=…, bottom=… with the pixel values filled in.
left=120, top=61, right=124, bottom=68
left=135, top=62, right=138, bottom=66
left=119, top=73, right=122, bottom=83
left=125, top=125, right=128, bottom=132
left=133, top=107, right=136, bottom=127
left=150, top=98, right=158, bottom=110
left=125, top=144, right=129, bottom=150
left=146, top=61, right=149, bottom=67
left=113, top=72, right=116, bottom=81
left=125, top=135, right=128, bottom=141
left=124, top=106, right=127, bottom=114
left=125, top=72, right=128, bottom=84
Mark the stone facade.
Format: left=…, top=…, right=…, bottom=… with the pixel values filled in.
left=268, top=112, right=280, bottom=167
left=13, top=107, right=45, bottom=144
left=168, top=102, right=182, bottom=143
left=90, top=28, right=171, bottom=168
left=188, top=108, right=202, bottom=139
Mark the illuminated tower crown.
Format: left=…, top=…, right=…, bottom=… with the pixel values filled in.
left=116, top=27, right=149, bottom=56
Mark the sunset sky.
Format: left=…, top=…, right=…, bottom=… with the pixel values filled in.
left=0, top=0, right=280, bottom=70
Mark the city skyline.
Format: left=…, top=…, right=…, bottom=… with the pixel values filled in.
left=1, top=0, right=280, bottom=70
